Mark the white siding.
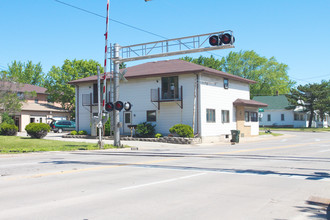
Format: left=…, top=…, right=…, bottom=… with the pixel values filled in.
left=199, top=74, right=250, bottom=137
left=119, top=74, right=196, bottom=135
left=76, top=82, right=99, bottom=134
left=75, top=72, right=254, bottom=139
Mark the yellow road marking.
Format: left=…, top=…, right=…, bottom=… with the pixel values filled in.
left=4, top=158, right=177, bottom=181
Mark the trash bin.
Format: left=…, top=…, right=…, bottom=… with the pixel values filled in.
left=231, top=130, right=240, bottom=143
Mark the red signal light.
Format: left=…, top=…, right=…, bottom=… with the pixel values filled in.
left=220, top=33, right=234, bottom=44
left=209, top=35, right=219, bottom=46
left=105, top=102, right=114, bottom=112
left=114, top=101, right=124, bottom=111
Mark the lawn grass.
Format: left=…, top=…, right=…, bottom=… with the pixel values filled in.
left=260, top=127, right=330, bottom=132
left=259, top=132, right=283, bottom=136
left=0, top=136, right=119, bottom=153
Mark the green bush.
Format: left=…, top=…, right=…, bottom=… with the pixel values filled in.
left=78, top=130, right=87, bottom=135
left=70, top=130, right=78, bottom=135
left=25, top=123, right=50, bottom=139
left=0, top=122, right=18, bottom=136
left=136, top=122, right=156, bottom=138
left=155, top=133, right=163, bottom=138
left=169, top=124, right=194, bottom=138
left=0, top=113, right=15, bottom=125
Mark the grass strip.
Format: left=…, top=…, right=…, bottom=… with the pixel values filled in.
left=0, top=136, right=121, bottom=153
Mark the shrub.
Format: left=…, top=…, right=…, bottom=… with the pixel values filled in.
left=155, top=133, right=163, bottom=138
left=25, top=123, right=50, bottom=139
left=70, top=130, right=78, bottom=135
left=78, top=130, right=87, bottom=135
left=0, top=122, right=18, bottom=136
left=136, top=122, right=156, bottom=137
left=169, top=124, right=194, bottom=138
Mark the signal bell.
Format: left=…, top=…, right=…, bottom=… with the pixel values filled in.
left=123, top=102, right=132, bottom=111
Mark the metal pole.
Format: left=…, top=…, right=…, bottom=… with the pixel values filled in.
left=113, top=43, right=121, bottom=147
left=97, top=66, right=104, bottom=148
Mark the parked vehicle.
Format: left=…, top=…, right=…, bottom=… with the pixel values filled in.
left=49, top=120, right=75, bottom=133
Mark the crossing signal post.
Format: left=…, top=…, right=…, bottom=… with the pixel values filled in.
left=110, top=31, right=235, bottom=147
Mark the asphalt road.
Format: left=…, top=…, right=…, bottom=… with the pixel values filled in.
left=1, top=131, right=330, bottom=220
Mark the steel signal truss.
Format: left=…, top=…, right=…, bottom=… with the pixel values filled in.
left=110, top=30, right=235, bottom=62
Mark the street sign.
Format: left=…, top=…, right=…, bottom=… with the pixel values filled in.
left=258, top=108, right=264, bottom=112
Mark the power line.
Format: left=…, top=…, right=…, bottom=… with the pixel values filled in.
left=53, top=0, right=225, bottom=59
left=54, top=0, right=167, bottom=40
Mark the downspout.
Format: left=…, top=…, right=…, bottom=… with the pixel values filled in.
left=196, top=73, right=201, bottom=137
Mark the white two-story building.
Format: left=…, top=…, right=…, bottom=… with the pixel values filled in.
left=69, top=59, right=267, bottom=142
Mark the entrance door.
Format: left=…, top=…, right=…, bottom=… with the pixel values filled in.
left=123, top=112, right=132, bottom=135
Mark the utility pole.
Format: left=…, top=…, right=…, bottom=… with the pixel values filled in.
left=97, top=66, right=104, bottom=148
left=113, top=43, right=121, bottom=147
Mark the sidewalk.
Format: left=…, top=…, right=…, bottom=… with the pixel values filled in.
left=17, top=131, right=291, bottom=150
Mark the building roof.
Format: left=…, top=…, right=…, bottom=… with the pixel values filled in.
left=21, top=102, right=69, bottom=112
left=0, top=81, right=47, bottom=94
left=252, top=95, right=291, bottom=110
left=69, top=59, right=256, bottom=85
left=233, top=99, right=268, bottom=107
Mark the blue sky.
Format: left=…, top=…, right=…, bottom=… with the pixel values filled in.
left=1, top=0, right=329, bottom=85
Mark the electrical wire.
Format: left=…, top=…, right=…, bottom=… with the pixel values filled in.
left=53, top=0, right=225, bottom=59
left=54, top=0, right=167, bottom=40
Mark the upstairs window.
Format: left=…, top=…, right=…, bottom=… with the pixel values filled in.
left=224, top=78, right=229, bottom=89
left=161, top=76, right=178, bottom=99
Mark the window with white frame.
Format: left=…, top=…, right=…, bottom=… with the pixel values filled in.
left=222, top=110, right=230, bottom=123
left=206, top=109, right=216, bottom=123
left=267, top=114, right=271, bottom=121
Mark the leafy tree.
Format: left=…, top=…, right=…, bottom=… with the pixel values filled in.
left=0, top=79, right=24, bottom=114
left=286, top=80, right=330, bottom=127
left=44, top=59, right=103, bottom=116
left=182, top=51, right=295, bottom=98
left=3, top=61, right=44, bottom=86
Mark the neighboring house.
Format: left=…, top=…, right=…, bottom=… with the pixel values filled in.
left=252, top=95, right=328, bottom=128
left=0, top=81, right=70, bottom=131
left=69, top=59, right=267, bottom=142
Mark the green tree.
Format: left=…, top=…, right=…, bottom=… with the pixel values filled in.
left=286, top=80, right=330, bottom=128
left=44, top=59, right=103, bottom=116
left=0, top=78, right=24, bottom=114
left=182, top=51, right=295, bottom=98
left=3, top=61, right=44, bottom=86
